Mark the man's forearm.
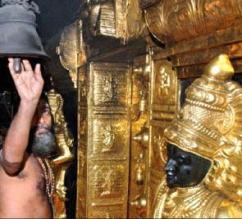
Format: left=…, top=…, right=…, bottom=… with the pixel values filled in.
left=2, top=100, right=38, bottom=164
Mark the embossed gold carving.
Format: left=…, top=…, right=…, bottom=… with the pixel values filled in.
left=128, top=54, right=150, bottom=218
left=47, top=89, right=74, bottom=219
left=131, top=55, right=150, bottom=121
left=57, top=21, right=86, bottom=88
left=87, top=0, right=145, bottom=41
left=144, top=0, right=242, bottom=44
left=158, top=66, right=171, bottom=96
left=91, top=63, right=130, bottom=107
left=153, top=134, right=167, bottom=164
left=116, top=0, right=145, bottom=42
left=154, top=54, right=242, bottom=218
left=101, top=124, right=115, bottom=152
left=71, top=0, right=242, bottom=217
left=95, top=73, right=118, bottom=104
left=77, top=62, right=131, bottom=218
left=91, top=164, right=125, bottom=198
left=151, top=59, right=178, bottom=120
left=90, top=2, right=116, bottom=37
left=148, top=58, right=179, bottom=217
left=91, top=119, right=128, bottom=157
left=76, top=66, right=88, bottom=219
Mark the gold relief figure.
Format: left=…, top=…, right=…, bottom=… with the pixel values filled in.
left=92, top=165, right=124, bottom=198
left=102, top=74, right=113, bottom=101
left=159, top=67, right=171, bottom=96
left=153, top=60, right=177, bottom=106
left=154, top=54, right=242, bottom=218
left=100, top=74, right=118, bottom=103
left=47, top=89, right=74, bottom=219
left=102, top=124, right=115, bottom=152
left=92, top=63, right=129, bottom=107
left=92, top=119, right=128, bottom=157
left=95, top=73, right=119, bottom=105
left=92, top=167, right=104, bottom=197
left=100, top=168, right=116, bottom=196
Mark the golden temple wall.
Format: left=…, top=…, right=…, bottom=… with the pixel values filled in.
left=52, top=0, right=242, bottom=218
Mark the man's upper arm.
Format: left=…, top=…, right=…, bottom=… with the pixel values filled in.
left=0, top=149, right=22, bottom=176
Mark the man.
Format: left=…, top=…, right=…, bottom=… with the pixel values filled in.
left=30, top=98, right=56, bottom=158
left=0, top=58, right=55, bottom=218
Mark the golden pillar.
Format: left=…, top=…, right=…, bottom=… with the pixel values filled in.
left=77, top=62, right=132, bottom=218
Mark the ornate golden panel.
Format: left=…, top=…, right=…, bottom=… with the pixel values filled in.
left=87, top=0, right=145, bottom=41
left=128, top=54, right=150, bottom=218
left=151, top=60, right=178, bottom=121
left=76, top=65, right=88, bottom=218
left=91, top=65, right=129, bottom=107
left=90, top=118, right=128, bottom=157
left=57, top=21, right=83, bottom=88
left=148, top=59, right=179, bottom=217
left=98, top=2, right=116, bottom=37
left=71, top=0, right=242, bottom=218
left=77, top=62, right=131, bottom=218
left=144, top=0, right=242, bottom=44
left=115, top=0, right=145, bottom=42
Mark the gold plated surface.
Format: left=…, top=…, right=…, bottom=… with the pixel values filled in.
left=87, top=0, right=145, bottom=41
left=68, top=0, right=242, bottom=218
left=148, top=58, right=179, bottom=217
left=76, top=62, right=131, bottom=218
left=115, top=0, right=145, bottom=42
left=47, top=89, right=74, bottom=219
left=144, top=0, right=242, bottom=44
left=129, top=54, right=150, bottom=218
left=57, top=21, right=84, bottom=88
left=154, top=54, right=242, bottom=218
left=76, top=65, right=88, bottom=218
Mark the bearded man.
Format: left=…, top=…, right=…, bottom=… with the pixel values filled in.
left=0, top=58, right=56, bottom=218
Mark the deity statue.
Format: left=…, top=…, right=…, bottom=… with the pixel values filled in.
left=154, top=54, right=242, bottom=218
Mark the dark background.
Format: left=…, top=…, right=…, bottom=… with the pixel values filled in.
left=34, top=0, right=81, bottom=44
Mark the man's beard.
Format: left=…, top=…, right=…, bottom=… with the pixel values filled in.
left=31, top=131, right=56, bottom=157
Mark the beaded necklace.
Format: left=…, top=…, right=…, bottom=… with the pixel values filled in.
left=37, top=157, right=55, bottom=199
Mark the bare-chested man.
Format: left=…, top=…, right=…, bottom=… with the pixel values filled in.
left=0, top=58, right=55, bottom=218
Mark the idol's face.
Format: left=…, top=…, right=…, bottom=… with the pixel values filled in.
left=165, top=143, right=211, bottom=188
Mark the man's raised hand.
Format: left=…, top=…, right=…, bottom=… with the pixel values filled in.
left=8, top=58, right=44, bottom=104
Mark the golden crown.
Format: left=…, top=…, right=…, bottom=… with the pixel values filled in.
left=164, top=54, right=238, bottom=160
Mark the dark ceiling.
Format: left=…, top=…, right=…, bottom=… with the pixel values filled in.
left=34, top=0, right=81, bottom=44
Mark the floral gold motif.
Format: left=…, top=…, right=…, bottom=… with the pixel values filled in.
left=145, top=0, right=242, bottom=44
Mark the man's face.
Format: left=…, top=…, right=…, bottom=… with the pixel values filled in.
left=31, top=99, right=56, bottom=157
left=165, top=143, right=211, bottom=188
left=33, top=100, right=52, bottom=135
